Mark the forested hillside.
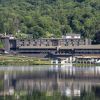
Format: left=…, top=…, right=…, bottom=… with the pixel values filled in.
left=0, top=0, right=100, bottom=39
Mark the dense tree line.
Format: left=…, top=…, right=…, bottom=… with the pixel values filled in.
left=0, top=0, right=100, bottom=39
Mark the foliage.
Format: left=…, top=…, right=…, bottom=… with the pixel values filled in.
left=0, top=0, right=100, bottom=39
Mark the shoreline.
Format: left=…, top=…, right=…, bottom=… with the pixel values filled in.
left=0, top=55, right=51, bottom=66
left=0, top=55, right=99, bottom=66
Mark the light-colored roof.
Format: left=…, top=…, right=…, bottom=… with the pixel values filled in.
left=65, top=34, right=80, bottom=36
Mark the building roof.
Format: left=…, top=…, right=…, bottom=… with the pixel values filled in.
left=62, top=34, right=81, bottom=39
left=65, top=33, right=81, bottom=36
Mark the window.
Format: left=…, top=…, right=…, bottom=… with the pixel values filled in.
left=27, top=44, right=30, bottom=46
left=33, top=44, right=36, bottom=46
left=21, top=44, right=24, bottom=46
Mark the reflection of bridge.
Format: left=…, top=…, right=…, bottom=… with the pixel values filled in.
left=2, top=67, right=100, bottom=96
left=12, top=73, right=100, bottom=96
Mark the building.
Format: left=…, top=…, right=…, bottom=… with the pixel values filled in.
left=16, top=34, right=91, bottom=47
left=0, top=34, right=100, bottom=59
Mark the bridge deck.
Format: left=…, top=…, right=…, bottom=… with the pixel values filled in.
left=19, top=45, right=100, bottom=49
left=76, top=55, right=100, bottom=58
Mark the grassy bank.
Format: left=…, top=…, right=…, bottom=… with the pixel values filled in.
left=73, top=63, right=100, bottom=67
left=0, top=55, right=51, bottom=66
left=0, top=55, right=99, bottom=66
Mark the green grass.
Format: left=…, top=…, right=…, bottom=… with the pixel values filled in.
left=73, top=62, right=100, bottom=67
left=0, top=55, right=51, bottom=66
left=0, top=55, right=99, bottom=66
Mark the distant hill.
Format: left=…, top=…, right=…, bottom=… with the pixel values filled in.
left=0, top=0, right=100, bottom=39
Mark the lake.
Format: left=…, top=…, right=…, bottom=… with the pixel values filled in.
left=0, top=65, right=100, bottom=99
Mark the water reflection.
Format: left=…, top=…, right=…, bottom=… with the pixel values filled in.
left=0, top=65, right=100, bottom=97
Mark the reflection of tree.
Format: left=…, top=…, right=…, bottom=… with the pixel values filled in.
left=0, top=90, right=99, bottom=100
left=81, top=91, right=96, bottom=100
left=0, top=40, right=4, bottom=48
left=0, top=80, right=4, bottom=91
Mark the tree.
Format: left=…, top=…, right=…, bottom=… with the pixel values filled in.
left=0, top=0, right=99, bottom=40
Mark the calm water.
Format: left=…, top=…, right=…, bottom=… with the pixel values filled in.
left=0, top=65, right=100, bottom=97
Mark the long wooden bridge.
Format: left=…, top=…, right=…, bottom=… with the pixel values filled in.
left=0, top=34, right=100, bottom=58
